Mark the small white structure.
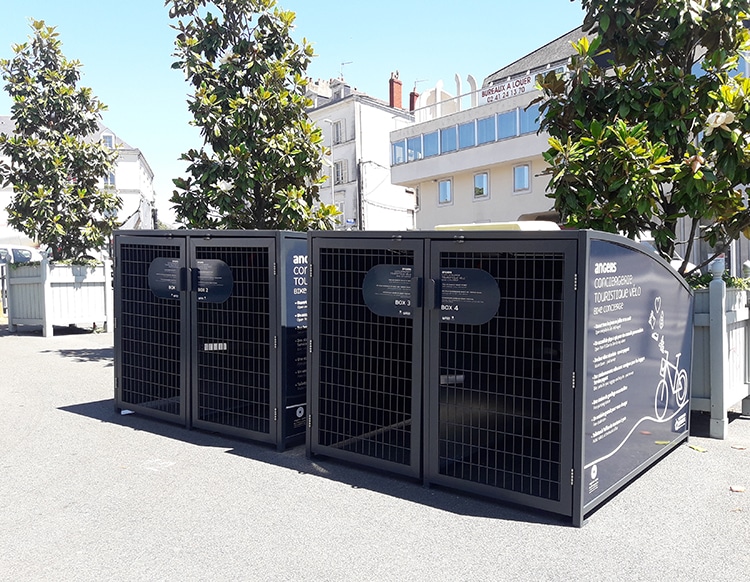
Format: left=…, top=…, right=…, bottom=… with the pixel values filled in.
left=6, top=258, right=113, bottom=337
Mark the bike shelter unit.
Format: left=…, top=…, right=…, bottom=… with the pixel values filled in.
left=306, top=230, right=693, bottom=525
left=114, top=230, right=308, bottom=450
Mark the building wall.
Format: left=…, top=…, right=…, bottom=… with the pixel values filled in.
left=308, top=79, right=416, bottom=231
left=356, top=99, right=415, bottom=230
left=112, top=147, right=156, bottom=223
left=390, top=88, right=553, bottom=230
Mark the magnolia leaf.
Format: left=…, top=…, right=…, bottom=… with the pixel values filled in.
left=600, top=13, right=610, bottom=33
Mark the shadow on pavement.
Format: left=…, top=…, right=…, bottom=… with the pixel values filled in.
left=59, top=397, right=570, bottom=527
left=0, top=322, right=100, bottom=337
left=689, top=409, right=746, bottom=438
left=45, top=346, right=114, bottom=365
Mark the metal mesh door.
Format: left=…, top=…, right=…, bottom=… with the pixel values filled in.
left=115, top=237, right=186, bottom=423
left=190, top=240, right=276, bottom=440
left=427, top=241, right=575, bottom=515
left=310, top=240, right=423, bottom=477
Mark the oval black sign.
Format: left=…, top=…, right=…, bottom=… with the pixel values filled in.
left=362, top=264, right=414, bottom=318
left=195, top=259, right=233, bottom=303
left=148, top=258, right=181, bottom=300
left=439, top=268, right=501, bottom=325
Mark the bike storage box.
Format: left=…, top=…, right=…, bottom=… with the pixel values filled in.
left=114, top=230, right=308, bottom=450
left=306, top=229, right=693, bottom=525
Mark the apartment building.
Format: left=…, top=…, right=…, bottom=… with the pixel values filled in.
left=307, top=75, right=417, bottom=230
left=0, top=116, right=155, bottom=243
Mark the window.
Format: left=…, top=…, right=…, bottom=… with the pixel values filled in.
left=477, top=115, right=496, bottom=144
left=497, top=110, right=517, bottom=139
left=334, top=160, right=348, bottom=185
left=513, top=164, right=530, bottom=193
left=458, top=121, right=475, bottom=149
left=392, top=140, right=406, bottom=165
left=332, top=120, right=345, bottom=144
left=335, top=201, right=346, bottom=229
left=407, top=136, right=422, bottom=161
left=102, top=134, right=114, bottom=149
left=474, top=172, right=489, bottom=199
left=104, top=172, right=116, bottom=187
left=520, top=103, right=540, bottom=135
left=423, top=131, right=439, bottom=157
left=440, top=126, right=457, bottom=153
left=438, top=179, right=452, bottom=205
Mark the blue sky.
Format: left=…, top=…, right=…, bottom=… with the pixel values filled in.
left=0, top=1, right=585, bottom=223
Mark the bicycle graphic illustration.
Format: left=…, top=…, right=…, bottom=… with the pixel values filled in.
left=649, top=296, right=689, bottom=420
left=654, top=350, right=689, bottom=420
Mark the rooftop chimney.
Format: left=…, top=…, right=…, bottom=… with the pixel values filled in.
left=409, top=88, right=419, bottom=112
left=389, top=71, right=402, bottom=109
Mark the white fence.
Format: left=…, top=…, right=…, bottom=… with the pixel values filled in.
left=6, top=259, right=113, bottom=337
left=692, top=277, right=750, bottom=438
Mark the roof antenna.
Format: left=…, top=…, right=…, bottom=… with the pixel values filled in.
left=339, top=61, right=353, bottom=79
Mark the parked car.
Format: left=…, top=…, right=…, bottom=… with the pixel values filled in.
left=0, top=245, right=45, bottom=265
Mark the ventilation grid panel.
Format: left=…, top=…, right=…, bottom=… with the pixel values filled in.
left=195, top=246, right=271, bottom=434
left=119, top=243, right=182, bottom=415
left=438, top=251, right=564, bottom=501
left=317, top=247, right=415, bottom=466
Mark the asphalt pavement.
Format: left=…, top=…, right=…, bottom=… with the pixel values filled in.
left=0, top=323, right=749, bottom=581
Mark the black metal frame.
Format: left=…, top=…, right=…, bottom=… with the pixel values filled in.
left=114, top=230, right=307, bottom=450
left=423, top=237, right=577, bottom=518
left=114, top=234, right=189, bottom=425
left=306, top=230, right=693, bottom=526
left=307, top=235, right=425, bottom=478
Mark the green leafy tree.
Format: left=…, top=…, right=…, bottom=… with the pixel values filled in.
left=538, top=0, right=750, bottom=274
left=0, top=20, right=121, bottom=262
left=167, top=0, right=339, bottom=230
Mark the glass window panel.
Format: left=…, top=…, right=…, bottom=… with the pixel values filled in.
left=392, top=140, right=406, bottom=165
left=332, top=120, right=345, bottom=144
left=424, top=132, right=439, bottom=157
left=477, top=115, right=496, bottom=144
left=497, top=110, right=517, bottom=139
left=474, top=172, right=489, bottom=198
left=439, top=179, right=452, bottom=204
left=407, top=136, right=422, bottom=161
left=458, top=122, right=475, bottom=149
left=440, top=126, right=457, bottom=153
left=334, top=160, right=348, bottom=184
left=514, top=164, right=530, bottom=192
left=520, top=103, right=540, bottom=135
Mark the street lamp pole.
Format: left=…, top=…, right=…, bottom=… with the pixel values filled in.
left=322, top=119, right=335, bottom=210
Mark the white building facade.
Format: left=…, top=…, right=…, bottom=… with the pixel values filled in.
left=389, top=29, right=583, bottom=230
left=307, top=76, right=417, bottom=231
left=389, top=26, right=750, bottom=275
left=0, top=116, right=155, bottom=243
